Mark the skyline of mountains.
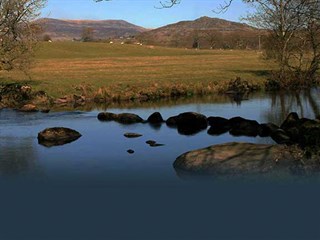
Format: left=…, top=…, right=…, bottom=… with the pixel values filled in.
left=36, top=16, right=260, bottom=49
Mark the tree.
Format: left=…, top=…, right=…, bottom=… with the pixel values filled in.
left=81, top=27, right=95, bottom=42
left=244, top=0, right=320, bottom=87
left=0, top=0, right=46, bottom=71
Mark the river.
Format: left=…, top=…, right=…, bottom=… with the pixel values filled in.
left=0, top=89, right=320, bottom=239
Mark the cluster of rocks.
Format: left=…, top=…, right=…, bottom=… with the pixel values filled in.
left=97, top=110, right=320, bottom=149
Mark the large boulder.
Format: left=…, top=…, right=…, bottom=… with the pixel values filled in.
left=38, top=127, right=82, bottom=147
left=174, top=142, right=297, bottom=174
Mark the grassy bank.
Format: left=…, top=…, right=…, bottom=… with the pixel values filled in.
left=0, top=42, right=271, bottom=100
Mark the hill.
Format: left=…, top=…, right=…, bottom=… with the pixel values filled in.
left=137, top=16, right=260, bottom=49
left=35, top=18, right=147, bottom=41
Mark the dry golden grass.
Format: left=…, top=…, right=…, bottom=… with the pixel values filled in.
left=0, top=42, right=272, bottom=99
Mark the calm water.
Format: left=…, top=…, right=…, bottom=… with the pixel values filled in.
left=1, top=90, right=320, bottom=240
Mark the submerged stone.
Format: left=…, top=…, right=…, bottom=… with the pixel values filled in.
left=124, top=133, right=143, bottom=138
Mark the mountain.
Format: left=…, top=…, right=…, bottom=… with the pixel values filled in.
left=35, top=18, right=147, bottom=40
left=137, top=16, right=260, bottom=49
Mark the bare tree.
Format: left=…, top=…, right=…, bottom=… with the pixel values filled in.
left=81, top=27, right=95, bottom=42
left=0, top=0, right=46, bottom=71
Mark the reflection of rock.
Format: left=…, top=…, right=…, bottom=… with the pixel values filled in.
left=174, top=142, right=298, bottom=174
left=147, top=112, right=164, bottom=124
left=229, top=117, right=261, bottom=137
left=97, top=112, right=143, bottom=124
left=124, top=133, right=143, bottom=138
left=38, top=127, right=82, bottom=147
left=207, top=126, right=229, bottom=136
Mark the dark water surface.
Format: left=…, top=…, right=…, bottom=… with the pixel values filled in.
left=1, top=90, right=320, bottom=240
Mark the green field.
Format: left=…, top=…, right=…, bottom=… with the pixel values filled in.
left=0, top=41, right=271, bottom=99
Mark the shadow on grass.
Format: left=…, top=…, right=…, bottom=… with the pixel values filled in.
left=232, top=69, right=271, bottom=77
left=0, top=78, right=41, bottom=86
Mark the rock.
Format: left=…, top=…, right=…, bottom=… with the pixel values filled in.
left=166, top=116, right=179, bottom=127
left=146, top=140, right=157, bottom=145
left=300, top=121, right=320, bottom=148
left=124, top=133, right=143, bottom=138
left=54, top=97, right=69, bottom=104
left=98, top=112, right=143, bottom=124
left=166, top=112, right=208, bottom=133
left=97, top=112, right=117, bottom=121
left=38, top=127, right=82, bottom=147
left=127, top=149, right=135, bottom=154
left=147, top=112, right=164, bottom=124
left=174, top=142, right=293, bottom=174
left=229, top=117, right=261, bottom=137
left=207, top=116, right=230, bottom=128
left=207, top=117, right=231, bottom=135
left=19, top=104, right=39, bottom=112
left=271, top=129, right=292, bottom=144
left=259, top=123, right=279, bottom=137
left=41, top=109, right=50, bottom=113
left=116, top=113, right=144, bottom=124
left=145, top=140, right=165, bottom=147
left=280, top=112, right=300, bottom=131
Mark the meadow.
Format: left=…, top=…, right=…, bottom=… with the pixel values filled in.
left=0, top=41, right=271, bottom=100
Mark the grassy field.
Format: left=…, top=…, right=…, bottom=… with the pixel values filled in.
left=0, top=41, right=271, bottom=100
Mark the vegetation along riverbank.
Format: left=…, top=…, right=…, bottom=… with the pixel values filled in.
left=0, top=42, right=273, bottom=108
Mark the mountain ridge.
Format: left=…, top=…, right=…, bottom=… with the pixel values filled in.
left=35, top=18, right=147, bottom=40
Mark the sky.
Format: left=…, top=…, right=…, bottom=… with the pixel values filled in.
left=41, top=0, right=251, bottom=28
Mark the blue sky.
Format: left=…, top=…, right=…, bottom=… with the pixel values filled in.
left=41, top=0, right=250, bottom=28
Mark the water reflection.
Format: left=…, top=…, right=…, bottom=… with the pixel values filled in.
left=264, top=88, right=320, bottom=125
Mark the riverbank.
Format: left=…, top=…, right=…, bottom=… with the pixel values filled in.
left=0, top=42, right=269, bottom=100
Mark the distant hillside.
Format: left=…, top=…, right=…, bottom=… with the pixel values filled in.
left=35, top=18, right=147, bottom=40
left=137, top=16, right=261, bottom=49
